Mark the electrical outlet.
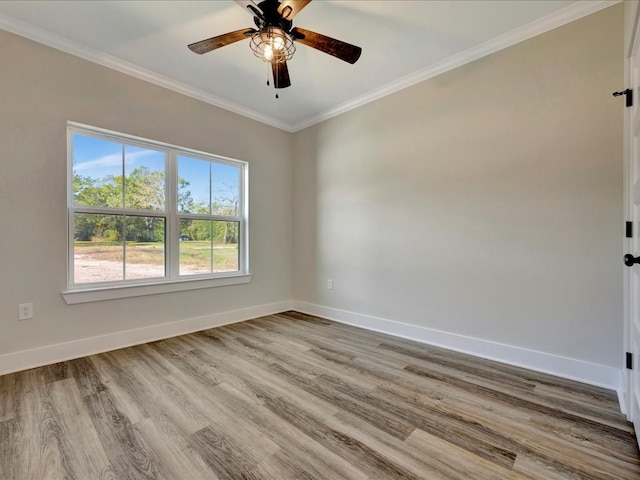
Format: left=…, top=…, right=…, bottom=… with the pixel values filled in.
left=19, top=303, right=33, bottom=320
left=327, top=279, right=333, bottom=290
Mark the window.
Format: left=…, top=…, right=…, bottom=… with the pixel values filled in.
left=66, top=123, right=248, bottom=299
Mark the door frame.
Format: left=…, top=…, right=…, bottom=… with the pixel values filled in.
left=623, top=0, right=640, bottom=422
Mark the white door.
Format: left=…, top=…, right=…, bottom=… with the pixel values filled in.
left=624, top=0, right=640, bottom=449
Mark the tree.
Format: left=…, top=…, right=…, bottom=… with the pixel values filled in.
left=212, top=183, right=240, bottom=244
left=72, top=168, right=237, bottom=245
left=178, top=177, right=195, bottom=213
left=73, top=167, right=172, bottom=243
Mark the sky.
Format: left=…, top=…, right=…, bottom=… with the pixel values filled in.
left=73, top=133, right=241, bottom=212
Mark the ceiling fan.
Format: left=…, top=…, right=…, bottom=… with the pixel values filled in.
left=188, top=0, right=362, bottom=94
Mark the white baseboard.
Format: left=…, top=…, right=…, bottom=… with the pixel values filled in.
left=0, top=300, right=293, bottom=376
left=292, top=301, right=623, bottom=392
left=1, top=299, right=623, bottom=400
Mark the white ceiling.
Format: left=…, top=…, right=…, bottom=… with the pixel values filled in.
left=0, top=0, right=616, bottom=131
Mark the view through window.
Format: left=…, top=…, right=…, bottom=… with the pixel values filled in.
left=68, top=124, right=247, bottom=288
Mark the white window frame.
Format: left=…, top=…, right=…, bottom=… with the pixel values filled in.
left=63, top=122, right=250, bottom=304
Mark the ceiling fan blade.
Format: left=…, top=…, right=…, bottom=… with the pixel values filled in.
left=291, top=27, right=361, bottom=64
left=272, top=60, right=291, bottom=89
left=234, top=0, right=265, bottom=20
left=278, top=0, right=312, bottom=20
left=188, top=29, right=255, bottom=55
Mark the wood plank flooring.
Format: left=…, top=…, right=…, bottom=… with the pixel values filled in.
left=1, top=310, right=639, bottom=479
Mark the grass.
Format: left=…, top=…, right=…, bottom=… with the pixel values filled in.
left=74, top=241, right=239, bottom=272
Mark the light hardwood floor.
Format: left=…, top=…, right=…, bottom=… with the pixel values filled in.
left=1, top=311, right=639, bottom=479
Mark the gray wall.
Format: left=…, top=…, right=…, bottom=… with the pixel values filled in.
left=293, top=5, right=623, bottom=367
left=0, top=29, right=293, bottom=354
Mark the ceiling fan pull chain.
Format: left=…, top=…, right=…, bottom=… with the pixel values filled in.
left=266, top=62, right=270, bottom=86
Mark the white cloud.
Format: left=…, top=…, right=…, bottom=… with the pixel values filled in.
left=74, top=152, right=121, bottom=171
left=74, top=149, right=160, bottom=172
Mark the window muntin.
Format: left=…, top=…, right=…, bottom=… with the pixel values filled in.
left=68, top=124, right=247, bottom=289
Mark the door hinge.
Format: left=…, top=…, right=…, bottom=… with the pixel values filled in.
left=613, top=88, right=633, bottom=107
left=627, top=351, right=633, bottom=370
left=627, top=221, right=633, bottom=238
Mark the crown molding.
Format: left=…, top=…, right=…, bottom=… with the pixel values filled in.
left=0, top=0, right=620, bottom=133
left=0, top=12, right=293, bottom=132
left=290, top=0, right=621, bottom=132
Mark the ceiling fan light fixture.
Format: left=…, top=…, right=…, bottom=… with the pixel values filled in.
left=250, top=26, right=295, bottom=63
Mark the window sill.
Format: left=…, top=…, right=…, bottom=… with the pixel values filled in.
left=62, top=274, right=252, bottom=304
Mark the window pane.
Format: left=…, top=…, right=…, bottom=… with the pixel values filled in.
left=179, top=219, right=212, bottom=275
left=178, top=156, right=210, bottom=214
left=72, top=135, right=124, bottom=208
left=125, top=216, right=165, bottom=280
left=178, top=220, right=240, bottom=275
left=212, top=163, right=240, bottom=216
left=73, top=213, right=124, bottom=283
left=213, top=221, right=239, bottom=272
left=124, top=145, right=166, bottom=211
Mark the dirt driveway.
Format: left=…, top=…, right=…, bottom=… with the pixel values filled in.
left=73, top=256, right=208, bottom=283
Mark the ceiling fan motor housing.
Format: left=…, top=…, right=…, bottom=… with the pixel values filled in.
left=254, top=0, right=294, bottom=32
